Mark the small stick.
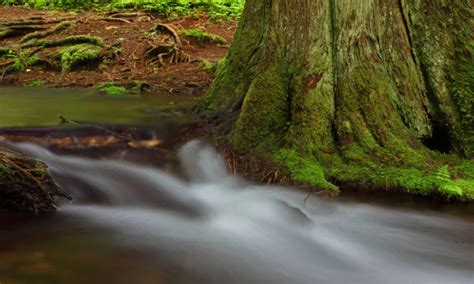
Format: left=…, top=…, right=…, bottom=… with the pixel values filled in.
left=303, top=190, right=326, bottom=206
left=58, top=115, right=133, bottom=142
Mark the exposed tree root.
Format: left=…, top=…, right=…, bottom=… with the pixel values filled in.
left=1, top=19, right=107, bottom=76
left=0, top=14, right=199, bottom=79
left=146, top=23, right=191, bottom=66
left=97, top=11, right=152, bottom=24
left=0, top=15, right=110, bottom=77
left=105, top=11, right=150, bottom=18
left=0, top=18, right=70, bottom=27
left=98, top=17, right=131, bottom=24
left=19, top=20, right=75, bottom=43
left=20, top=34, right=104, bottom=48
left=0, top=25, right=48, bottom=39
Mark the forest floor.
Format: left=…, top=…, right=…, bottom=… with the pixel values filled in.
left=0, top=6, right=237, bottom=96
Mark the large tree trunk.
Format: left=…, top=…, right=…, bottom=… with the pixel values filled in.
left=199, top=0, right=474, bottom=199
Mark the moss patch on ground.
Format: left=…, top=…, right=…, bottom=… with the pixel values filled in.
left=178, top=28, right=228, bottom=45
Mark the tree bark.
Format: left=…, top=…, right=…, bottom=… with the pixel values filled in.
left=199, top=0, right=474, bottom=199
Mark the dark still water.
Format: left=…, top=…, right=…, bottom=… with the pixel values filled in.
left=0, top=141, right=472, bottom=284
left=0, top=87, right=196, bottom=127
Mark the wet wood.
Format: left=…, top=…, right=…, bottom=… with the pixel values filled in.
left=0, top=147, right=71, bottom=215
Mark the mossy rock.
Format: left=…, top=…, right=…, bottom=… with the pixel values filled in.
left=95, top=81, right=148, bottom=96
left=96, top=82, right=127, bottom=96
left=0, top=147, right=70, bottom=214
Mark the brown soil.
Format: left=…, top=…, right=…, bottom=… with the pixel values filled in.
left=0, top=6, right=237, bottom=96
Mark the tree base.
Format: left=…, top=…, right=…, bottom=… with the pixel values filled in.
left=199, top=0, right=473, bottom=201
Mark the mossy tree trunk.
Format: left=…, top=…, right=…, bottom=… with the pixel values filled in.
left=199, top=0, right=474, bottom=199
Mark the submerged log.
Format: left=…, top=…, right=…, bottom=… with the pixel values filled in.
left=0, top=147, right=71, bottom=215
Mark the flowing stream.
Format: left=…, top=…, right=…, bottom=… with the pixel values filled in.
left=0, top=87, right=473, bottom=284
left=1, top=141, right=473, bottom=284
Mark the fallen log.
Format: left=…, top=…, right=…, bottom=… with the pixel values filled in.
left=0, top=146, right=71, bottom=215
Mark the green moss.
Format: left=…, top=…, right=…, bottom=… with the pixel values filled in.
left=96, top=82, right=127, bottom=96
left=200, top=59, right=215, bottom=72
left=29, top=167, right=47, bottom=176
left=25, top=54, right=40, bottom=66
left=449, top=160, right=474, bottom=199
left=178, top=28, right=228, bottom=45
left=449, top=37, right=474, bottom=157
left=25, top=79, right=44, bottom=87
left=231, top=63, right=291, bottom=154
left=10, top=57, right=26, bottom=72
left=274, top=149, right=338, bottom=191
left=56, top=44, right=102, bottom=72
left=22, top=35, right=104, bottom=49
left=404, top=0, right=473, bottom=158
left=0, top=163, right=13, bottom=182
left=326, top=161, right=473, bottom=200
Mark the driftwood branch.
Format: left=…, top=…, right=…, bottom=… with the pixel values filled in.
left=0, top=147, right=72, bottom=214
left=59, top=115, right=133, bottom=142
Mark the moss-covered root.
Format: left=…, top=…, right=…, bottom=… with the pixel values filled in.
left=20, top=35, right=104, bottom=49
left=0, top=35, right=107, bottom=74
left=55, top=43, right=103, bottom=72
left=19, top=20, right=75, bottom=43
left=0, top=147, right=71, bottom=215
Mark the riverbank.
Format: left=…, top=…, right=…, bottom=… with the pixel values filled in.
left=1, top=6, right=473, bottom=205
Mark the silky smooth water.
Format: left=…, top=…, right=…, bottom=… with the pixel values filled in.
left=0, top=141, right=472, bottom=284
